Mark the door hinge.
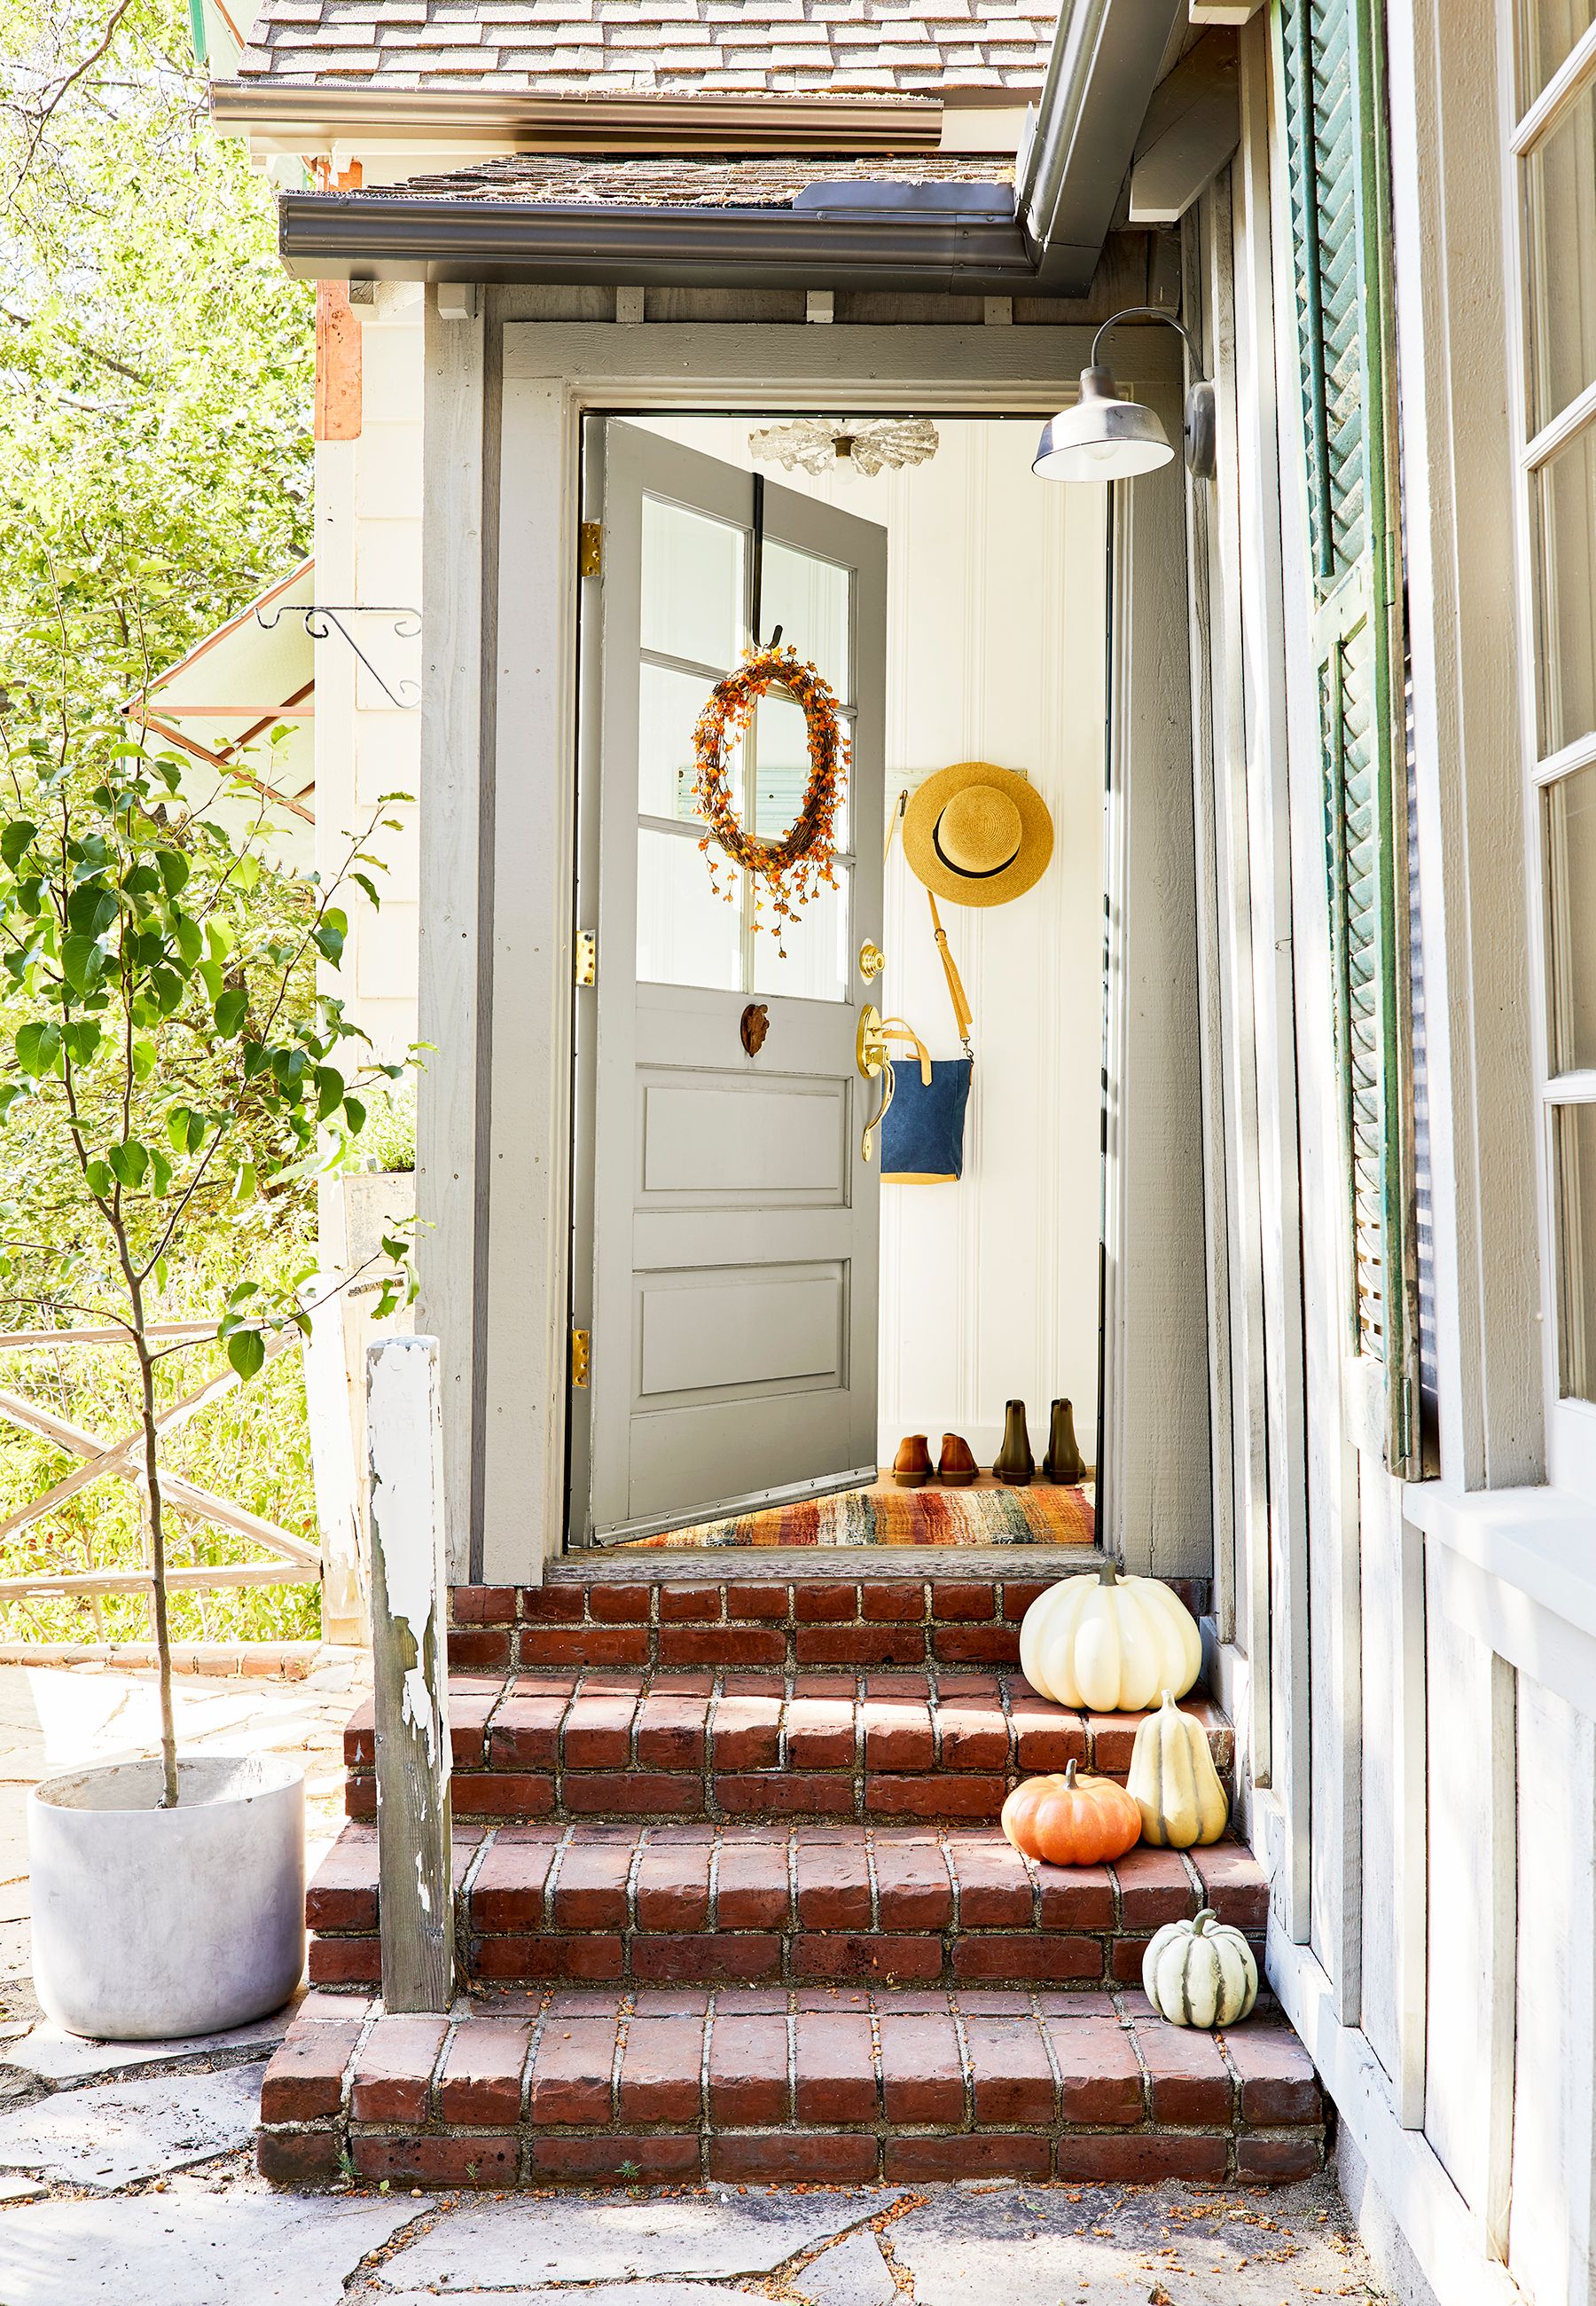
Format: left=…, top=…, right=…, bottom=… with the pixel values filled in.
left=579, top=522, right=603, bottom=577
left=570, top=1328, right=591, bottom=1388
left=575, top=929, right=597, bottom=987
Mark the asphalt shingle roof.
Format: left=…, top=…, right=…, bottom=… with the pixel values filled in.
left=234, top=0, right=1060, bottom=97
left=362, top=151, right=1015, bottom=200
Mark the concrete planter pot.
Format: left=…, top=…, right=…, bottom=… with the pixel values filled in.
left=28, top=1753, right=305, bottom=2041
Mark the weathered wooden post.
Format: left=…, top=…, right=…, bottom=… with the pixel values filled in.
left=366, top=1334, right=455, bottom=2012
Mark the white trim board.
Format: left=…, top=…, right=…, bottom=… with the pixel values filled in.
left=443, top=314, right=1204, bottom=1581
left=1407, top=1479, right=1596, bottom=1718
left=1267, top=1926, right=1523, bottom=2306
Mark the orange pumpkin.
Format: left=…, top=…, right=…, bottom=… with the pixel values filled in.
left=1000, top=1761, right=1142, bottom=1866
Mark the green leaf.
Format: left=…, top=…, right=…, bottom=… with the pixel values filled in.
left=66, top=885, right=118, bottom=939
left=63, top=1021, right=102, bottom=1065
left=107, top=1139, right=149, bottom=1188
left=85, top=1161, right=113, bottom=1196
left=233, top=853, right=261, bottom=891
left=156, top=850, right=191, bottom=897
left=314, top=1065, right=344, bottom=1122
left=312, top=907, right=347, bottom=964
left=148, top=1146, right=172, bottom=1195
left=130, top=1038, right=156, bottom=1080
left=226, top=1329, right=266, bottom=1379
left=343, top=1094, right=366, bottom=1135
left=0, top=821, right=37, bottom=871
left=215, top=987, right=247, bottom=1037
left=171, top=912, right=203, bottom=968
left=15, top=1022, right=61, bottom=1077
left=59, top=935, right=106, bottom=994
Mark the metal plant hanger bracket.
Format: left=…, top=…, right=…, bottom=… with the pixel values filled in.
left=255, top=603, right=422, bottom=710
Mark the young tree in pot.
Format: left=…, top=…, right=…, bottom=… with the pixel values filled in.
left=0, top=723, right=411, bottom=2037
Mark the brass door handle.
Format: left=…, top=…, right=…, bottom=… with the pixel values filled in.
left=857, top=1003, right=892, bottom=1163
left=861, top=1061, right=896, bottom=1164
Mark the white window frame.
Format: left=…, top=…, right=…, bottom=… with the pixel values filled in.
left=1502, top=7, right=1596, bottom=1502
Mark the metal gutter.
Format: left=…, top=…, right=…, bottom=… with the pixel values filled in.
left=1017, top=0, right=1188, bottom=291
left=214, top=82, right=948, bottom=155
left=277, top=192, right=1038, bottom=294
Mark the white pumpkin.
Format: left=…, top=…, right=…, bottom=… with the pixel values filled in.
left=1126, top=1690, right=1230, bottom=1847
left=1142, top=1908, right=1258, bottom=2028
left=1019, top=1564, right=1201, bottom=1714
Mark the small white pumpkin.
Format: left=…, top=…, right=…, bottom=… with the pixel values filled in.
left=1127, top=1690, right=1230, bottom=1847
left=1142, top=1908, right=1258, bottom=2028
left=1019, top=1563, right=1201, bottom=1714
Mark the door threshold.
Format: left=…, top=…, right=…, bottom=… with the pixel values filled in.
left=549, top=1543, right=1110, bottom=1582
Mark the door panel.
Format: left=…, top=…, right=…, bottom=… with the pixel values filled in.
left=579, top=420, right=888, bottom=1545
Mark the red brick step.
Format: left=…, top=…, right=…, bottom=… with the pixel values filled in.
left=307, top=1818, right=1268, bottom=1993
left=340, top=1670, right=1233, bottom=1826
left=258, top=1981, right=1324, bottom=2190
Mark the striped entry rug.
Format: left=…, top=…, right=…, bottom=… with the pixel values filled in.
left=616, top=1482, right=1096, bottom=1550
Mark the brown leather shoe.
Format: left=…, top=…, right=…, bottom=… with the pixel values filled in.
left=937, top=1433, right=977, bottom=1486
left=892, top=1434, right=933, bottom=1488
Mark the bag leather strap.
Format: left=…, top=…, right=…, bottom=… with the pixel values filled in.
left=886, top=788, right=975, bottom=1060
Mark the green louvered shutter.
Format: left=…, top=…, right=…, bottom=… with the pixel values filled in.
left=1277, top=0, right=1421, bottom=1475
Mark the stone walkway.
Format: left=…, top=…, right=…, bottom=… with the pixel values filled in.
left=0, top=1662, right=1393, bottom=2305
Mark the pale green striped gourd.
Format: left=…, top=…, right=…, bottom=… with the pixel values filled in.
left=1141, top=1907, right=1258, bottom=2028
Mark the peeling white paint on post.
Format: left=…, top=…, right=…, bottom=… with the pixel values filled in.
left=367, top=1335, right=455, bottom=2012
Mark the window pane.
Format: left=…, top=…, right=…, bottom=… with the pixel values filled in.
left=1554, top=1101, right=1596, bottom=1399
left=641, top=498, right=742, bottom=671
left=760, top=541, right=851, bottom=702
left=637, top=827, right=742, bottom=991
left=751, top=692, right=852, bottom=850
left=1545, top=764, right=1596, bottom=1071
left=638, top=663, right=708, bottom=822
left=1519, top=0, right=1596, bottom=108
left=1532, top=417, right=1596, bottom=755
left=1522, top=70, right=1596, bottom=432
left=752, top=867, right=849, bottom=1004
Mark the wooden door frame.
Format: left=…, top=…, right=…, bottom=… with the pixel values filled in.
left=415, top=312, right=1206, bottom=1585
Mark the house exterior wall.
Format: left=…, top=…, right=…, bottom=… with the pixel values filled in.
left=1195, top=8, right=1596, bottom=2304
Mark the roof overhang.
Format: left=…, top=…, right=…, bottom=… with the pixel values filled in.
left=263, top=0, right=1191, bottom=299
left=278, top=192, right=1039, bottom=295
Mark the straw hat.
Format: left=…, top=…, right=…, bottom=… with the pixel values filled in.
left=901, top=762, right=1054, bottom=907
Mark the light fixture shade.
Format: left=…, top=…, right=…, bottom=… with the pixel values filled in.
left=1031, top=365, right=1174, bottom=482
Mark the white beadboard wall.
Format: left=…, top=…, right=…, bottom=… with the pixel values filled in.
left=640, top=417, right=1109, bottom=1470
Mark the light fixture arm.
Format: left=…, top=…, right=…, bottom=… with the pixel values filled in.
left=1083, top=305, right=1216, bottom=481
left=1089, top=304, right=1203, bottom=372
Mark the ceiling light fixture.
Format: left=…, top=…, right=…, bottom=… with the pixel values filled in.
left=748, top=415, right=939, bottom=480
left=1031, top=307, right=1216, bottom=484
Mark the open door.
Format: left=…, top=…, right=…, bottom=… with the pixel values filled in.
left=572, top=420, right=888, bottom=1546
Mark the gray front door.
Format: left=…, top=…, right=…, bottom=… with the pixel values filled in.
left=575, top=420, right=888, bottom=1545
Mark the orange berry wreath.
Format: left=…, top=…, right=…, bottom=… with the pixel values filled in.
left=691, top=644, right=849, bottom=955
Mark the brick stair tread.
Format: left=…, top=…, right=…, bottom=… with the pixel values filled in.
left=447, top=1570, right=1213, bottom=1678
left=308, top=1818, right=1266, bottom=1991
left=257, top=1981, right=1325, bottom=2190
left=309, top=1816, right=1264, bottom=1983
left=341, top=1672, right=1233, bottom=1826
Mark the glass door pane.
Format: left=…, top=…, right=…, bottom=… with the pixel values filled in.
left=642, top=497, right=743, bottom=670
left=760, top=541, right=853, bottom=702
left=1555, top=1101, right=1596, bottom=1398
left=1522, top=69, right=1596, bottom=433
left=1544, top=761, right=1596, bottom=1071
left=1532, top=418, right=1596, bottom=755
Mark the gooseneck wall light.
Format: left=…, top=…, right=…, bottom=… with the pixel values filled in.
left=1031, top=306, right=1216, bottom=484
